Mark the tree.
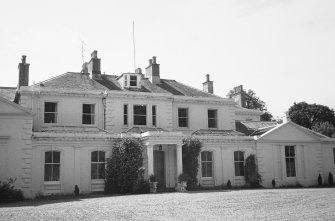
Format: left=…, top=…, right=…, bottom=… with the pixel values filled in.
left=227, top=88, right=273, bottom=121
left=288, top=102, right=335, bottom=137
left=244, top=154, right=262, bottom=188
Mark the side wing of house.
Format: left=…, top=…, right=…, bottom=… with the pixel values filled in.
left=256, top=121, right=335, bottom=187
left=0, top=96, right=33, bottom=198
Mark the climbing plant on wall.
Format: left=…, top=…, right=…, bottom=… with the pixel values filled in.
left=244, top=154, right=262, bottom=188
left=182, top=137, right=202, bottom=190
left=105, top=137, right=144, bottom=194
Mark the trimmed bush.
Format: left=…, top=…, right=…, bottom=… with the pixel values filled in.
left=132, top=180, right=150, bottom=194
left=0, top=178, right=24, bottom=204
left=105, top=138, right=144, bottom=194
left=318, top=174, right=323, bottom=186
left=244, top=154, right=262, bottom=188
left=182, top=137, right=202, bottom=190
left=227, top=179, right=232, bottom=189
left=328, top=172, right=333, bottom=186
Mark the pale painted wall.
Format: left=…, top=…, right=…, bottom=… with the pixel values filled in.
left=20, top=93, right=104, bottom=131
left=31, top=140, right=112, bottom=197
left=321, top=144, right=335, bottom=184
left=0, top=114, right=33, bottom=198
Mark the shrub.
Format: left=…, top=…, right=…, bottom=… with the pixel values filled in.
left=272, top=179, right=276, bottom=188
left=149, top=174, right=156, bottom=182
left=178, top=173, right=192, bottom=183
left=105, top=138, right=144, bottom=194
left=328, top=172, right=334, bottom=186
left=318, top=174, right=323, bottom=186
left=244, top=154, right=262, bottom=188
left=182, top=137, right=202, bottom=190
left=0, top=178, right=24, bottom=204
left=132, top=180, right=150, bottom=194
left=227, top=179, right=232, bottom=189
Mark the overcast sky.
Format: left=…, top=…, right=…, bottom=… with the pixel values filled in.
left=1, top=0, right=334, bottom=118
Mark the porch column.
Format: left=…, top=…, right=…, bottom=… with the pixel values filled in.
left=147, top=145, right=154, bottom=176
left=176, top=145, right=183, bottom=176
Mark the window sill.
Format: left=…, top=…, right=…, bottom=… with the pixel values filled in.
left=201, top=177, right=214, bottom=180
left=91, top=179, right=105, bottom=183
left=44, top=181, right=60, bottom=185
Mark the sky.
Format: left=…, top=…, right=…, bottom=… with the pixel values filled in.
left=1, top=0, right=335, bottom=119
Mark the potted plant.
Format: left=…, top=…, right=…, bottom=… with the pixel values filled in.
left=149, top=174, right=158, bottom=193
left=176, top=173, right=190, bottom=192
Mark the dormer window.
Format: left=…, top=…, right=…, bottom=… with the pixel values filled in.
left=130, top=76, right=137, bottom=87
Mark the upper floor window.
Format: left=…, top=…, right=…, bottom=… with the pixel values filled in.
left=130, top=76, right=137, bottom=87
left=91, top=151, right=105, bottom=180
left=234, top=151, right=244, bottom=176
left=285, top=146, right=296, bottom=177
left=124, top=104, right=128, bottom=126
left=44, top=102, right=57, bottom=123
left=178, top=108, right=188, bottom=128
left=82, top=104, right=95, bottom=124
left=208, top=109, right=217, bottom=128
left=134, top=105, right=146, bottom=126
left=201, top=151, right=213, bottom=178
left=152, top=105, right=157, bottom=127
left=44, top=151, right=60, bottom=181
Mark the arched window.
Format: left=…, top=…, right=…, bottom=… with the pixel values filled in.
left=234, top=151, right=244, bottom=176
left=91, top=151, right=105, bottom=179
left=201, top=151, right=213, bottom=178
left=44, top=151, right=60, bottom=181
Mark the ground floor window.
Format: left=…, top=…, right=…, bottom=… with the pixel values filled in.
left=44, top=151, right=60, bottom=181
left=234, top=151, right=244, bottom=176
left=285, top=146, right=296, bottom=177
left=201, top=151, right=213, bottom=178
left=91, top=151, right=105, bottom=179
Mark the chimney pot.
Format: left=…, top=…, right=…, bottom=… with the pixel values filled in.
left=206, top=74, right=210, bottom=82
left=149, top=59, right=152, bottom=65
left=22, top=55, right=26, bottom=64
left=145, top=56, right=160, bottom=84
left=18, top=55, right=29, bottom=88
left=91, top=50, right=98, bottom=59
left=152, top=56, right=156, bottom=64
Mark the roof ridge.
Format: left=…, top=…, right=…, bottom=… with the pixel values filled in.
left=171, top=79, right=221, bottom=98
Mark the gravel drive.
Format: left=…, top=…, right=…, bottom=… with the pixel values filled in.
left=1, top=188, right=334, bottom=220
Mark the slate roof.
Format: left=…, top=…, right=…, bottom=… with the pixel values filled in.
left=0, top=87, right=16, bottom=102
left=236, top=121, right=278, bottom=136
left=31, top=72, right=220, bottom=98
left=192, top=129, right=245, bottom=136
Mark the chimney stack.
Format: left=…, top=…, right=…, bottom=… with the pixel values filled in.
left=145, top=56, right=160, bottom=84
left=87, top=50, right=101, bottom=80
left=18, top=55, right=29, bottom=88
left=202, top=74, right=213, bottom=94
left=230, top=85, right=246, bottom=108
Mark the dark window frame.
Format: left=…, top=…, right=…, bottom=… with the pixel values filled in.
left=44, top=151, right=60, bottom=182
left=123, top=104, right=128, bottom=126
left=130, top=75, right=137, bottom=87
left=44, top=102, right=58, bottom=124
left=234, top=151, right=244, bottom=176
left=208, top=109, right=218, bottom=128
left=201, top=151, right=213, bottom=178
left=91, top=151, right=105, bottom=180
left=285, top=145, right=296, bottom=177
left=178, top=108, right=189, bottom=128
left=152, top=105, right=157, bottom=127
left=82, top=103, right=95, bottom=125
left=133, top=105, right=147, bottom=126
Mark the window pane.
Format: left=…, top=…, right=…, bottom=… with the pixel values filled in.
left=285, top=146, right=289, bottom=157
left=201, top=162, right=207, bottom=177
left=130, top=76, right=137, bottom=81
left=91, top=151, right=98, bottom=162
left=83, top=104, right=94, bottom=114
left=239, top=162, right=244, bottom=176
left=124, top=115, right=128, bottom=125
left=208, top=110, right=216, bottom=118
left=53, top=152, right=60, bottom=163
left=234, top=162, right=239, bottom=176
left=178, top=108, right=187, bottom=118
left=91, top=164, right=98, bottom=179
left=201, top=152, right=206, bottom=161
left=134, top=105, right=146, bottom=115
left=134, top=115, right=146, bottom=125
left=98, top=151, right=105, bottom=162
left=98, top=163, right=105, bottom=179
left=178, top=117, right=188, bottom=127
left=239, top=152, right=244, bottom=161
left=234, top=151, right=238, bottom=161
left=289, top=146, right=295, bottom=157
left=45, top=151, right=52, bottom=163
left=130, top=76, right=137, bottom=86
left=45, top=102, right=56, bottom=112
left=207, top=152, right=212, bottom=161
left=206, top=162, right=213, bottom=177
left=82, top=114, right=94, bottom=124
left=44, top=164, right=52, bottom=181
left=53, top=164, right=60, bottom=181
left=44, top=113, right=56, bottom=123
left=152, top=106, right=156, bottom=115
left=124, top=105, right=128, bottom=114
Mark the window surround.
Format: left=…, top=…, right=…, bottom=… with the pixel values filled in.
left=285, top=145, right=296, bottom=177
left=234, top=151, right=245, bottom=177
left=82, top=103, right=96, bottom=125
left=43, top=101, right=58, bottom=124
left=201, top=151, right=214, bottom=178
left=129, top=75, right=138, bottom=87
left=152, top=105, right=157, bottom=127
left=91, top=151, right=106, bottom=180
left=178, top=107, right=189, bottom=128
left=133, top=104, right=147, bottom=126
left=44, top=150, right=61, bottom=183
left=208, top=109, right=218, bottom=129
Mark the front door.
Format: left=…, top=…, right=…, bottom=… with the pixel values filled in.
left=154, top=150, right=165, bottom=187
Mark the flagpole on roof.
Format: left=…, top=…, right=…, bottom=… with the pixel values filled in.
left=133, top=21, right=136, bottom=72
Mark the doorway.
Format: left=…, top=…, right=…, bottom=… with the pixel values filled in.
left=154, top=150, right=165, bottom=187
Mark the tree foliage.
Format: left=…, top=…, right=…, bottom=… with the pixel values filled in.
left=0, top=178, right=24, bottom=203
left=288, top=102, right=335, bottom=137
left=227, top=88, right=273, bottom=121
left=105, top=138, right=144, bottom=194
left=244, top=154, right=262, bottom=188
left=182, top=137, right=202, bottom=190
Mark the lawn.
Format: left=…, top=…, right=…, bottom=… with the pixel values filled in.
left=1, top=188, right=334, bottom=220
